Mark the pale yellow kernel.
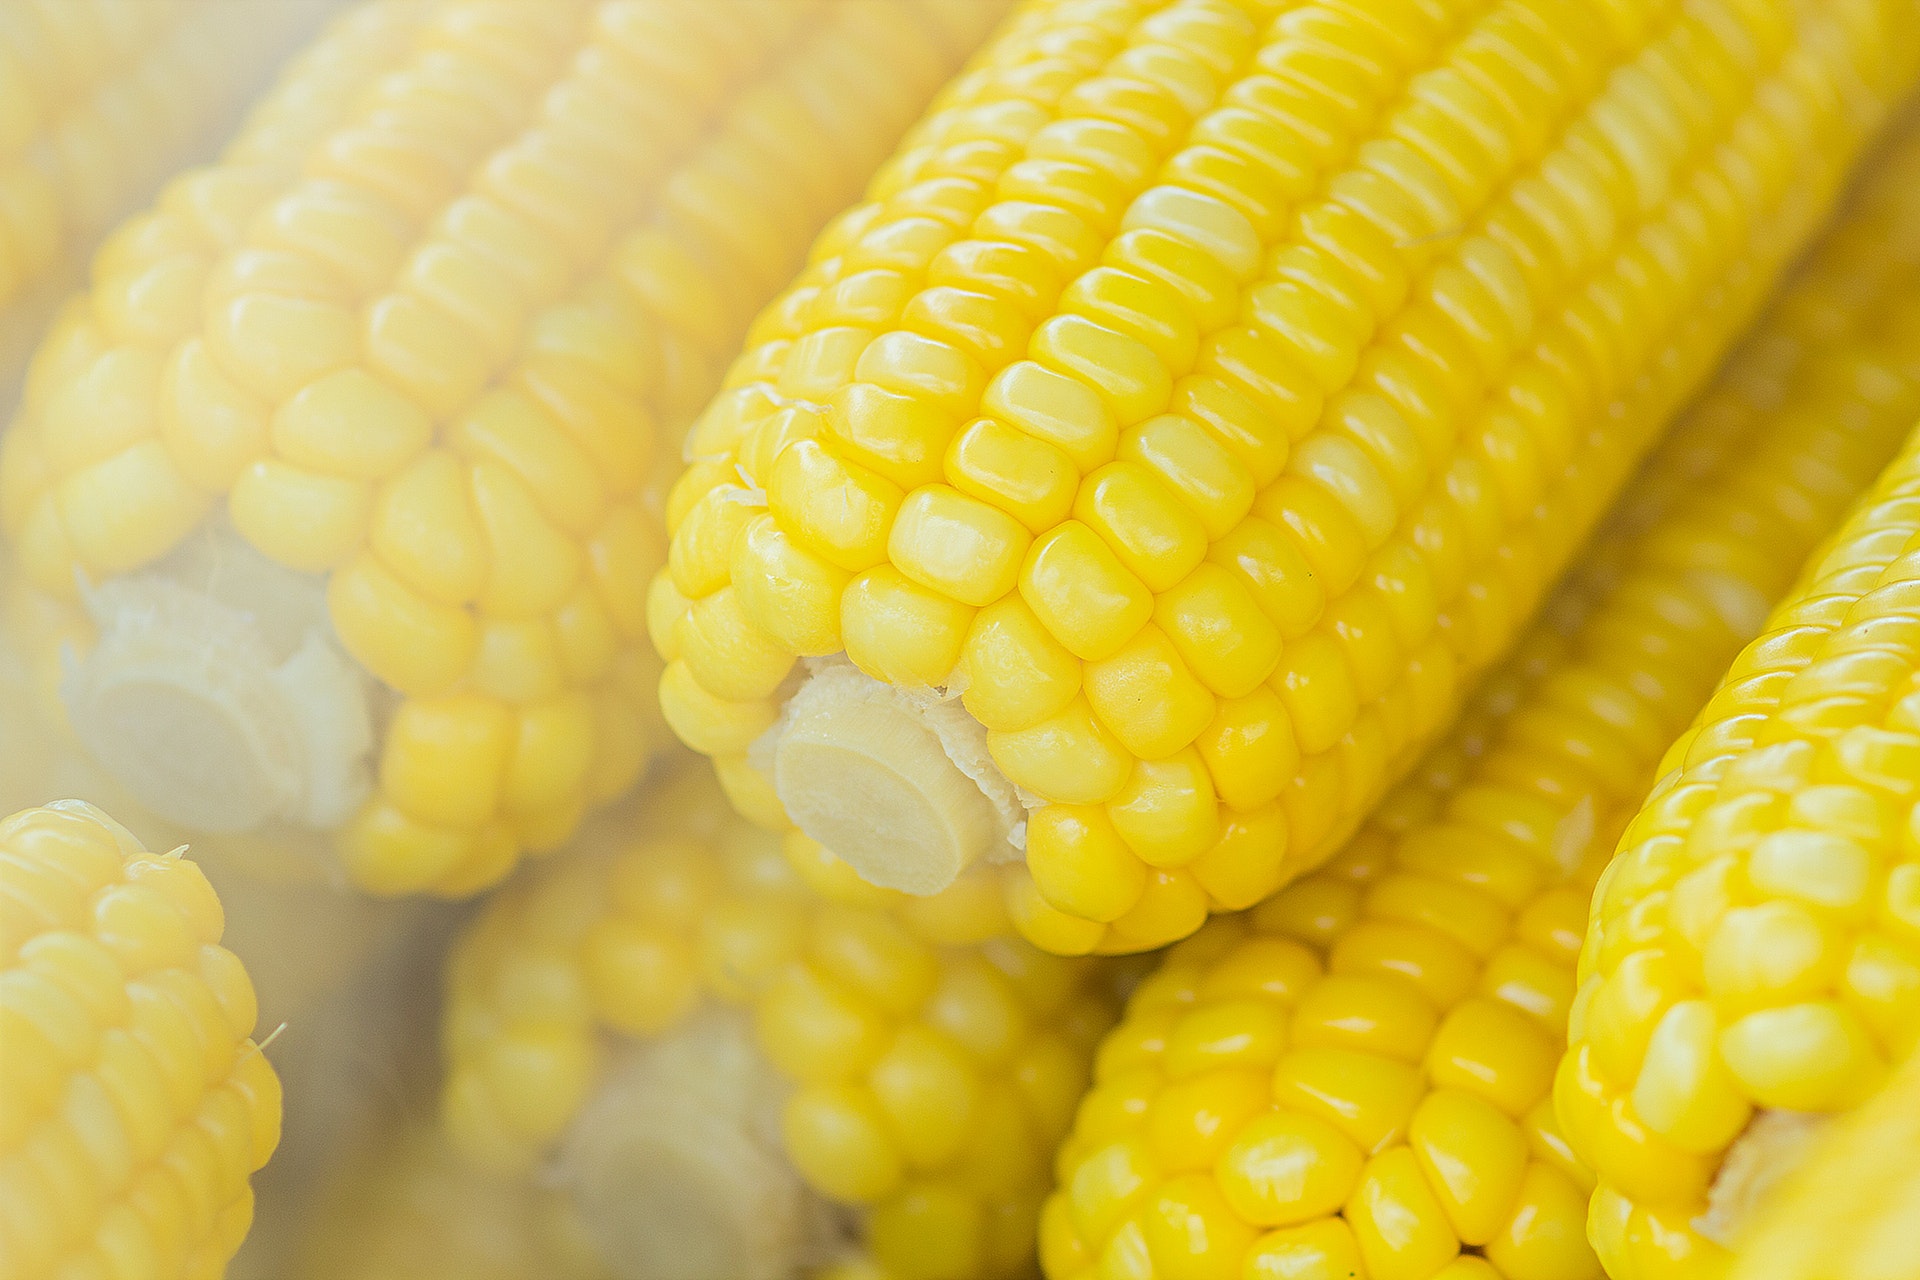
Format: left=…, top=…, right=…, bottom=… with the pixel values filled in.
left=329, top=553, right=478, bottom=696
left=981, top=360, right=1119, bottom=472
left=270, top=369, right=431, bottom=480
left=381, top=695, right=516, bottom=830
left=370, top=450, right=489, bottom=607
left=229, top=459, right=369, bottom=573
left=945, top=416, right=1081, bottom=532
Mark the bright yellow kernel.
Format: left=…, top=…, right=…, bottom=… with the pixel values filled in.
left=1156, top=562, right=1282, bottom=698
left=770, top=439, right=903, bottom=572
left=1119, top=413, right=1256, bottom=539
left=1075, top=460, right=1209, bottom=593
left=959, top=595, right=1083, bottom=732
left=889, top=484, right=1031, bottom=607
left=1196, top=688, right=1302, bottom=813
left=1272, top=1047, right=1426, bottom=1155
left=730, top=513, right=850, bottom=657
left=1164, top=998, right=1287, bottom=1078
left=1408, top=1089, right=1529, bottom=1245
left=1344, top=1146, right=1461, bottom=1280
left=869, top=1026, right=980, bottom=1169
left=676, top=587, right=795, bottom=702
left=1207, top=517, right=1325, bottom=638
left=945, top=416, right=1081, bottom=533
left=1084, top=624, right=1216, bottom=759
left=1272, top=632, right=1359, bottom=757
left=989, top=696, right=1134, bottom=805
left=1031, top=315, right=1171, bottom=427
left=980, top=360, right=1119, bottom=473
left=1106, top=751, right=1220, bottom=869
left=1217, top=1109, right=1365, bottom=1228
left=1717, top=1001, right=1885, bottom=1111
left=1021, top=521, right=1154, bottom=662
left=1139, top=1174, right=1258, bottom=1280
left=1243, top=1218, right=1367, bottom=1280
left=841, top=565, right=973, bottom=688
left=1027, top=805, right=1148, bottom=925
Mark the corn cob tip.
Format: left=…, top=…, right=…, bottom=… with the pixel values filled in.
left=556, top=1011, right=826, bottom=1280
left=771, top=660, right=1018, bottom=895
left=62, top=527, right=372, bottom=835
left=1696, top=1112, right=1827, bottom=1249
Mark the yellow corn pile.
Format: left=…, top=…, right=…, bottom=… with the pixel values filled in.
left=1038, top=110, right=1920, bottom=1280
left=1556, top=314, right=1920, bottom=1270
left=1725, top=1048, right=1920, bottom=1280
left=0, top=0, right=1009, bottom=900
left=440, top=764, right=1129, bottom=1280
left=0, top=0, right=335, bottom=389
left=0, top=801, right=282, bottom=1280
left=652, top=0, right=1920, bottom=956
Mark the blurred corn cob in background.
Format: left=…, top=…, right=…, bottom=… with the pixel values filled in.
left=1724, top=1048, right=1920, bottom=1280
left=1037, top=110, right=1920, bottom=1280
left=1556, top=293, right=1920, bottom=1271
left=0, top=0, right=1013, bottom=901
left=0, top=0, right=337, bottom=393
left=652, top=0, right=1920, bottom=956
left=439, top=763, right=1133, bottom=1280
left=0, top=801, right=282, bottom=1280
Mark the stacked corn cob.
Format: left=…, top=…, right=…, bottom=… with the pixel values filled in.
left=1038, top=110, right=1920, bottom=1280
left=652, top=0, right=1920, bottom=956
left=1557, top=266, right=1920, bottom=1274
left=440, top=764, right=1130, bottom=1280
left=0, top=801, right=282, bottom=1280
left=0, top=0, right=1010, bottom=900
left=1724, top=1048, right=1920, bottom=1280
left=0, top=0, right=335, bottom=391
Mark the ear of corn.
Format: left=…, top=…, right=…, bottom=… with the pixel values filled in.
left=0, top=0, right=338, bottom=391
left=439, top=764, right=1130, bottom=1280
left=1038, top=110, right=1920, bottom=1280
left=0, top=800, right=282, bottom=1280
left=1725, top=1048, right=1920, bottom=1280
left=1556, top=317, right=1920, bottom=1273
left=0, top=0, right=1011, bottom=899
left=652, top=0, right=1920, bottom=955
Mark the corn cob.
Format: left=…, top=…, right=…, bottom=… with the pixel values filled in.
left=1037, top=115, right=1920, bottom=1280
left=0, top=0, right=1011, bottom=901
left=1555, top=331, right=1920, bottom=1269
left=440, top=763, right=1129, bottom=1280
left=651, top=0, right=1920, bottom=955
left=0, top=0, right=338, bottom=392
left=0, top=801, right=282, bottom=1280
left=1724, top=1048, right=1920, bottom=1280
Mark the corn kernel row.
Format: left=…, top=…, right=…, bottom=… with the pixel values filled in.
left=0, top=802, right=281, bottom=1280
left=0, top=0, right=343, bottom=390
left=654, top=0, right=1920, bottom=953
left=440, top=765, right=1128, bottom=1280
left=1037, top=112, right=1920, bottom=1280
left=0, top=0, right=1009, bottom=899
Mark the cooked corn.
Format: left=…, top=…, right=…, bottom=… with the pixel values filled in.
left=1725, top=1048, right=1920, bottom=1280
left=0, top=0, right=334, bottom=389
left=1556, top=348, right=1920, bottom=1268
left=652, top=0, right=1920, bottom=955
left=440, top=764, right=1128, bottom=1280
left=1038, top=112, right=1920, bottom=1280
left=0, top=0, right=1009, bottom=900
left=0, top=801, right=282, bottom=1280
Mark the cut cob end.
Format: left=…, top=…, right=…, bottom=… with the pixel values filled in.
left=771, top=662, right=1013, bottom=895
left=561, top=1014, right=818, bottom=1280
